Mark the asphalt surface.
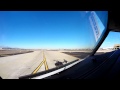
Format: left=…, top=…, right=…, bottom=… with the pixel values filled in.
left=44, top=51, right=79, bottom=69
left=0, top=51, right=43, bottom=79
left=0, top=50, right=113, bottom=79
left=0, top=50, right=78, bottom=79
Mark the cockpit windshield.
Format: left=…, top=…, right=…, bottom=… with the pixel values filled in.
left=0, top=11, right=108, bottom=79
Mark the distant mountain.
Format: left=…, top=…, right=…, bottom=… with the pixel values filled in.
left=0, top=46, right=21, bottom=50
left=0, top=46, right=9, bottom=48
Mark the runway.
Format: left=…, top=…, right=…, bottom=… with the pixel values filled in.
left=0, top=50, right=78, bottom=79
left=0, top=49, right=111, bottom=79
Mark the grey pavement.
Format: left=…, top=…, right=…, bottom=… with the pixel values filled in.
left=0, top=50, right=89, bottom=79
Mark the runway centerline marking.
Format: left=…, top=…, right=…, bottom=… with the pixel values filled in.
left=32, top=51, right=49, bottom=74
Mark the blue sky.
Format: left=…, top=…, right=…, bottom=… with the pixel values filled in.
left=100, top=31, right=120, bottom=48
left=0, top=11, right=117, bottom=49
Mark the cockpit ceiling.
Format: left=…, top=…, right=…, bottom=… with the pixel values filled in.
left=108, top=11, right=120, bottom=32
